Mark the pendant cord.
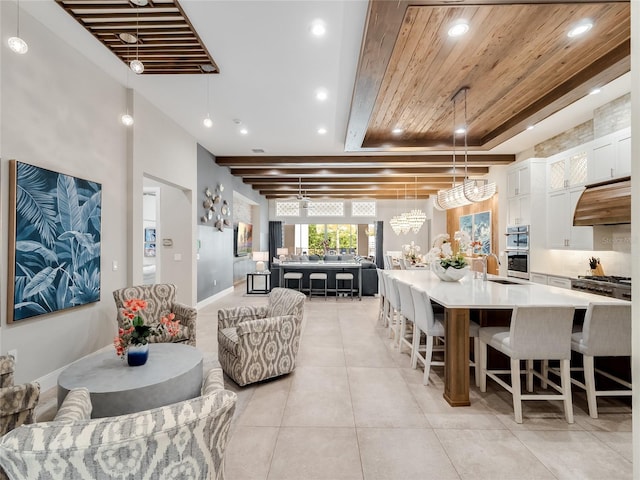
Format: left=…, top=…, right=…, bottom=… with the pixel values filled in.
left=464, top=88, right=469, bottom=180
left=452, top=96, right=456, bottom=186
left=16, top=0, right=21, bottom=37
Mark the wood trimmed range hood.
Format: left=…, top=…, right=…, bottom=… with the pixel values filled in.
left=573, top=176, right=631, bottom=226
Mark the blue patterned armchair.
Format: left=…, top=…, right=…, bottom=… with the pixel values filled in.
left=218, top=287, right=306, bottom=386
left=0, top=368, right=236, bottom=480
left=113, top=283, right=197, bottom=346
left=0, top=356, right=40, bottom=438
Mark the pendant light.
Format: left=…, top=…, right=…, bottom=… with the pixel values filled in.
left=121, top=68, right=134, bottom=126
left=203, top=76, right=213, bottom=128
left=8, top=0, right=28, bottom=55
left=406, top=176, right=426, bottom=233
left=129, top=7, right=144, bottom=74
left=434, top=87, right=496, bottom=210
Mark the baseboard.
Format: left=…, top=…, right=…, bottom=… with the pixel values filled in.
left=197, top=287, right=234, bottom=310
left=35, top=344, right=112, bottom=392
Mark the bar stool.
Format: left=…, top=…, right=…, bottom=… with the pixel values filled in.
left=283, top=272, right=303, bottom=291
left=335, top=272, right=354, bottom=300
left=309, top=272, right=327, bottom=300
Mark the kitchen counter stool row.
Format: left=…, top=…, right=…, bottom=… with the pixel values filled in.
left=377, top=269, right=631, bottom=423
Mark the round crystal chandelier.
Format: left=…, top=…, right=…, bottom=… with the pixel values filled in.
left=405, top=177, right=426, bottom=233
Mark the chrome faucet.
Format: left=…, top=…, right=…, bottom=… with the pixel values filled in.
left=482, top=253, right=501, bottom=281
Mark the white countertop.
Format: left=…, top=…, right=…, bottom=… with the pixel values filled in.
left=388, top=270, right=629, bottom=309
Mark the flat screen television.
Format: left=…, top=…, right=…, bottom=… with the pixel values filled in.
left=235, top=221, right=253, bottom=257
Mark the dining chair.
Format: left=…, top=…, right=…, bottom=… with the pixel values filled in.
left=395, top=279, right=416, bottom=354
left=410, top=286, right=480, bottom=386
left=545, top=302, right=631, bottom=418
left=376, top=269, right=390, bottom=327
left=479, top=306, right=575, bottom=424
left=382, top=272, right=401, bottom=343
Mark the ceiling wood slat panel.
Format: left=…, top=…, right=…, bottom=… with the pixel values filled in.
left=54, top=0, right=219, bottom=74
left=346, top=0, right=630, bottom=152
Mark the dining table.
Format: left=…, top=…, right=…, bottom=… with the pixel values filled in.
left=387, top=269, right=630, bottom=407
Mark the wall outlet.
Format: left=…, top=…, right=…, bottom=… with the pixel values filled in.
left=213, top=280, right=217, bottom=286
left=8, top=349, right=17, bottom=364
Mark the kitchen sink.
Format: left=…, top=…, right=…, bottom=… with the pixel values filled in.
left=488, top=279, right=523, bottom=285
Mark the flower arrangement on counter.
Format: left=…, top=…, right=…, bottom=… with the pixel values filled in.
left=402, top=241, right=422, bottom=264
left=426, top=231, right=472, bottom=269
left=114, top=298, right=181, bottom=358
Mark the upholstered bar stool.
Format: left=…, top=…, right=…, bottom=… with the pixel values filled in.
left=335, top=272, right=354, bottom=300
left=382, top=273, right=401, bottom=342
left=376, top=269, right=390, bottom=327
left=309, top=272, right=328, bottom=300
left=546, top=302, right=631, bottom=419
left=479, top=306, right=576, bottom=424
left=283, top=271, right=303, bottom=291
left=410, top=285, right=480, bottom=386
left=395, top=279, right=416, bottom=353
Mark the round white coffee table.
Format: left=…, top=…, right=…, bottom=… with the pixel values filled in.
left=57, top=343, right=203, bottom=418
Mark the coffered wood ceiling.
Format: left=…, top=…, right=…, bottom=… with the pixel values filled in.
left=55, top=0, right=218, bottom=74
left=233, top=0, right=629, bottom=200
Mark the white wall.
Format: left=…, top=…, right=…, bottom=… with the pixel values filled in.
left=1, top=3, right=128, bottom=382
left=131, top=94, right=197, bottom=305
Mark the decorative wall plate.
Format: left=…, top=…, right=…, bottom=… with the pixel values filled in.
left=221, top=205, right=229, bottom=215
left=213, top=195, right=221, bottom=204
left=205, top=188, right=212, bottom=198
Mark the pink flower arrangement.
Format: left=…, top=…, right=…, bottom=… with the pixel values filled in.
left=114, top=298, right=180, bottom=357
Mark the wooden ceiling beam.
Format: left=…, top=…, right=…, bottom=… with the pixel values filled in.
left=264, top=193, right=433, bottom=199
left=229, top=167, right=488, bottom=176
left=242, top=176, right=456, bottom=185
left=216, top=154, right=514, bottom=167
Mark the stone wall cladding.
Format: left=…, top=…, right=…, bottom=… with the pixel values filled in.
left=534, top=120, right=593, bottom=158
left=593, top=93, right=630, bottom=138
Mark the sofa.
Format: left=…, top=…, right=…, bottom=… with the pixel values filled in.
left=270, top=256, right=379, bottom=296
left=113, top=283, right=197, bottom=346
left=218, top=287, right=306, bottom=386
left=0, top=368, right=237, bottom=480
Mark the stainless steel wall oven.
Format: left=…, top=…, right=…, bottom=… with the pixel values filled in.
left=505, top=225, right=529, bottom=279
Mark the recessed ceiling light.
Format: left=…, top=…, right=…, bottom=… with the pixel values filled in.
left=240, top=128, right=249, bottom=135
left=310, top=19, right=326, bottom=37
left=317, top=127, right=327, bottom=135
left=567, top=20, right=593, bottom=38
left=589, top=87, right=601, bottom=95
left=455, top=127, right=466, bottom=135
left=392, top=128, right=404, bottom=134
left=526, top=125, right=535, bottom=131
left=118, top=32, right=138, bottom=44
left=315, top=88, right=328, bottom=101
left=448, top=20, right=469, bottom=38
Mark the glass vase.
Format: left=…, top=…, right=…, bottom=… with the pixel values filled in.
left=127, top=343, right=149, bottom=367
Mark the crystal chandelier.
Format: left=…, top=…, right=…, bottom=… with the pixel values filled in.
left=434, top=87, right=496, bottom=210
left=389, top=190, right=410, bottom=235
left=406, top=176, right=426, bottom=233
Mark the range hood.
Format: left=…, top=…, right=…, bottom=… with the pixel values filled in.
left=573, top=176, right=631, bottom=226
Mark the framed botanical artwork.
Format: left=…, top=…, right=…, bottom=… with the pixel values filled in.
left=144, top=227, right=156, bottom=242
left=144, top=243, right=156, bottom=257
left=7, top=161, right=102, bottom=322
left=473, top=211, right=492, bottom=254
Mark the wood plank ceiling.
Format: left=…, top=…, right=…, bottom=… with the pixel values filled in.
left=55, top=0, right=218, bottom=74
left=229, top=1, right=630, bottom=200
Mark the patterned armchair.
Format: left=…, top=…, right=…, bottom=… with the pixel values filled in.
left=218, top=287, right=306, bottom=386
left=113, top=283, right=197, bottom=346
left=0, top=356, right=40, bottom=437
left=0, top=368, right=237, bottom=480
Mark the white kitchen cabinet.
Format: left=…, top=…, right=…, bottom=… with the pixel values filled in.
left=507, top=164, right=531, bottom=198
left=547, top=146, right=589, bottom=192
left=529, top=273, right=548, bottom=285
left=547, top=276, right=572, bottom=290
left=547, top=187, right=593, bottom=250
left=505, top=159, right=545, bottom=226
left=589, top=127, right=631, bottom=183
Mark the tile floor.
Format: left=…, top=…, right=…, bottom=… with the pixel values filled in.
left=38, top=286, right=633, bottom=479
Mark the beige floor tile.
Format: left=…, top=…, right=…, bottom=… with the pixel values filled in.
left=282, top=366, right=354, bottom=427
left=297, top=334, right=345, bottom=367
left=342, top=337, right=397, bottom=368
left=348, top=367, right=429, bottom=428
left=435, top=429, right=556, bottom=479
left=589, top=431, right=633, bottom=462
left=302, top=319, right=342, bottom=337
left=513, top=430, right=633, bottom=480
left=225, top=426, right=279, bottom=480
left=574, top=412, right=633, bottom=432
left=357, top=427, right=460, bottom=480
left=236, top=375, right=292, bottom=427
left=425, top=412, right=507, bottom=430
left=268, top=427, right=363, bottom=480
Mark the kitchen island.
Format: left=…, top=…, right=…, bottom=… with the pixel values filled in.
left=388, top=270, right=629, bottom=407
